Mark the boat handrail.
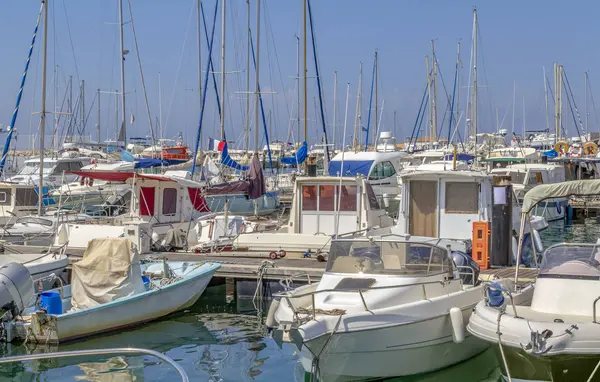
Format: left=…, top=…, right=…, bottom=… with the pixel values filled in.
left=274, top=279, right=452, bottom=316
left=455, top=265, right=477, bottom=287
left=0, top=347, right=189, bottom=382
left=593, top=296, right=600, bottom=324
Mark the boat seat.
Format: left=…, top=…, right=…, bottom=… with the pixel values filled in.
left=512, top=305, right=592, bottom=324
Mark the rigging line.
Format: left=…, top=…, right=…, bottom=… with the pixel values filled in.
left=229, top=2, right=247, bottom=145
left=588, top=75, right=600, bottom=131
left=126, top=0, right=157, bottom=148
left=164, top=0, right=196, bottom=134
left=562, top=70, right=584, bottom=137
left=61, top=0, right=81, bottom=83
left=433, top=53, right=454, bottom=138
left=476, top=21, right=495, bottom=134
left=264, top=9, right=279, bottom=142
left=264, top=1, right=292, bottom=134
left=200, top=1, right=222, bottom=124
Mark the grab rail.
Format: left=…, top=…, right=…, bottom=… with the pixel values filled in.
left=275, top=279, right=451, bottom=317
left=0, top=347, right=189, bottom=382
left=593, top=296, right=600, bottom=324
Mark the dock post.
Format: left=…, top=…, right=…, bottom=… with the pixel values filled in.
left=225, top=277, right=235, bottom=304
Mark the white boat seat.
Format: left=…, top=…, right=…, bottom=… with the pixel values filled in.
left=511, top=305, right=592, bottom=324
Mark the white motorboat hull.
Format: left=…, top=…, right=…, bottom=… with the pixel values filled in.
left=297, top=307, right=488, bottom=380
left=0, top=253, right=68, bottom=283
left=11, top=262, right=219, bottom=343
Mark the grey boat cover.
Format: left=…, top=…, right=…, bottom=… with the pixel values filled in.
left=205, top=154, right=265, bottom=200
left=522, top=179, right=600, bottom=214
left=71, top=238, right=145, bottom=311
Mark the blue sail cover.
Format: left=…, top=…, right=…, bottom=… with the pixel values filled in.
left=443, top=153, right=476, bottom=162
left=120, top=150, right=170, bottom=168
left=542, top=149, right=558, bottom=158
left=328, top=160, right=374, bottom=176
left=280, top=141, right=308, bottom=165
left=220, top=141, right=249, bottom=171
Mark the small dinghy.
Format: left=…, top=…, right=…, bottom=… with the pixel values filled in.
left=266, top=235, right=514, bottom=380
left=4, top=238, right=220, bottom=343
left=467, top=179, right=600, bottom=381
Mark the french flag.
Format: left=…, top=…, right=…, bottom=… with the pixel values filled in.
left=208, top=138, right=226, bottom=151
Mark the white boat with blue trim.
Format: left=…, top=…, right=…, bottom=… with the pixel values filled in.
left=4, top=238, right=220, bottom=343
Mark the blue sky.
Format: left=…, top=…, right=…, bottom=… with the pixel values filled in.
left=0, top=1, right=597, bottom=150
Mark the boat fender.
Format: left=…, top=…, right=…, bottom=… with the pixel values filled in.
left=511, top=236, right=518, bottom=264
left=265, top=299, right=280, bottom=330
left=532, top=230, right=544, bottom=253
left=449, top=307, right=464, bottom=344
left=486, top=282, right=505, bottom=307
left=556, top=202, right=562, bottom=215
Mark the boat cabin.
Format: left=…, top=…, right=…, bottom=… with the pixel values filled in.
left=8, top=157, right=90, bottom=186
left=0, top=182, right=40, bottom=226
left=285, top=176, right=393, bottom=236
left=395, top=170, right=492, bottom=241
left=489, top=163, right=566, bottom=199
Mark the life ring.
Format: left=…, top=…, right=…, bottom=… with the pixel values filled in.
left=79, top=177, right=85, bottom=186
left=555, top=141, right=569, bottom=154
left=584, top=142, right=599, bottom=156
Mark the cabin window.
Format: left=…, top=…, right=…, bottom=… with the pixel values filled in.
left=68, top=161, right=84, bottom=171
left=162, top=188, right=178, bottom=215
left=52, top=162, right=71, bottom=174
left=528, top=171, right=543, bottom=185
left=319, top=185, right=335, bottom=211
left=364, top=183, right=380, bottom=209
left=508, top=171, right=526, bottom=184
left=368, top=161, right=396, bottom=180
left=15, top=188, right=37, bottom=206
left=0, top=189, right=11, bottom=206
left=445, top=182, right=478, bottom=214
left=338, top=185, right=358, bottom=212
left=302, top=185, right=317, bottom=211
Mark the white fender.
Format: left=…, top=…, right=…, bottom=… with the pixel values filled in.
left=511, top=236, right=518, bottom=263
left=532, top=229, right=544, bottom=253
left=449, top=307, right=465, bottom=343
left=265, top=299, right=280, bottom=329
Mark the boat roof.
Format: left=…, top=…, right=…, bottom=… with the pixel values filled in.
left=490, top=163, right=562, bottom=171
left=24, top=157, right=86, bottom=164
left=401, top=169, right=490, bottom=181
left=330, top=150, right=407, bottom=162
left=522, top=179, right=600, bottom=214
left=295, top=176, right=364, bottom=185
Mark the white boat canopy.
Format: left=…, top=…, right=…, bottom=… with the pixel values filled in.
left=521, top=179, right=600, bottom=214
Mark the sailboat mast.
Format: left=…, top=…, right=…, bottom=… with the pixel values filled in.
left=432, top=40, right=438, bottom=141
left=333, top=70, right=338, bottom=150
left=97, top=88, right=101, bottom=142
left=302, top=0, right=307, bottom=145
left=219, top=0, right=226, bottom=140
left=585, top=71, right=589, bottom=134
left=254, top=0, right=261, bottom=153
left=543, top=67, right=549, bottom=133
left=118, top=0, right=126, bottom=144
left=245, top=0, right=250, bottom=153
left=426, top=55, right=432, bottom=142
left=197, top=0, right=203, bottom=149
left=472, top=7, right=478, bottom=146
left=38, top=0, right=49, bottom=215
left=296, top=35, right=300, bottom=145
left=374, top=50, right=378, bottom=147
left=80, top=80, right=85, bottom=137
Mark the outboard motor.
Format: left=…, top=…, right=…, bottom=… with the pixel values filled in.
left=0, top=262, right=34, bottom=318
left=452, top=251, right=480, bottom=286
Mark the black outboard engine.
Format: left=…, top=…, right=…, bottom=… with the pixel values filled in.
left=452, top=251, right=480, bottom=286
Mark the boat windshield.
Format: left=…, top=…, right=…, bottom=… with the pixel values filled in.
left=539, top=243, right=600, bottom=278
left=326, top=238, right=452, bottom=276
left=18, top=162, right=53, bottom=176
left=15, top=217, right=53, bottom=226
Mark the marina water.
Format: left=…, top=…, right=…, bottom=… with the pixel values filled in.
left=0, top=218, right=593, bottom=382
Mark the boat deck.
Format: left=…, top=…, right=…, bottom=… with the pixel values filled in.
left=480, top=266, right=538, bottom=283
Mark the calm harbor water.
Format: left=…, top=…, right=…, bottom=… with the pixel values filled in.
left=0, top=218, right=596, bottom=382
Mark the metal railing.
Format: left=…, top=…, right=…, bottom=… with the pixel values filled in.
left=0, top=347, right=189, bottom=382
left=593, top=296, right=600, bottom=324
left=274, top=279, right=453, bottom=317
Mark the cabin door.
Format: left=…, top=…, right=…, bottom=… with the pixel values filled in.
left=140, top=187, right=156, bottom=216
left=409, top=180, right=437, bottom=237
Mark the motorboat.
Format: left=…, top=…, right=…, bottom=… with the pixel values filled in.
left=0, top=252, right=68, bottom=286
left=4, top=238, right=220, bottom=343
left=267, top=235, right=499, bottom=380
left=467, top=179, right=600, bottom=381
left=1, top=213, right=97, bottom=241
left=0, top=182, right=40, bottom=227
left=7, top=156, right=91, bottom=189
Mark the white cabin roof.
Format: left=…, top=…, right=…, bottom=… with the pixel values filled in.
left=330, top=150, right=407, bottom=162
left=401, top=169, right=490, bottom=181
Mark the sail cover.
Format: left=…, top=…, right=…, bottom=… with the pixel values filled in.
left=280, top=141, right=308, bottom=165
left=220, top=141, right=249, bottom=171
left=522, top=179, right=600, bottom=214
left=205, top=155, right=265, bottom=199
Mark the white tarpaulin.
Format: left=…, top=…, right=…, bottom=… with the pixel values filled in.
left=71, top=238, right=146, bottom=311
left=522, top=179, right=600, bottom=214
